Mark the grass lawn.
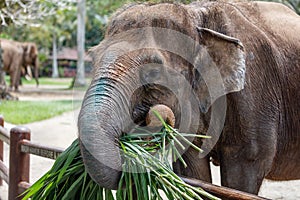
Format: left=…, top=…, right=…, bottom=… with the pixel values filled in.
left=0, top=100, right=81, bottom=124
left=5, top=76, right=74, bottom=87
left=5, top=76, right=91, bottom=90
left=23, top=77, right=73, bottom=86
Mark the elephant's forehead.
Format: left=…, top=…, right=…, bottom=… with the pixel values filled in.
left=107, top=3, right=194, bottom=36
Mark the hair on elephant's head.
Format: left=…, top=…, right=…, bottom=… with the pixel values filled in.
left=22, top=42, right=39, bottom=86
left=78, top=3, right=246, bottom=189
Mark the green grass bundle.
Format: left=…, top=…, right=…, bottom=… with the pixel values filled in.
left=23, top=113, right=219, bottom=200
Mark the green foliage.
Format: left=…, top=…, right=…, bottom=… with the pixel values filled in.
left=38, top=53, right=48, bottom=63
left=0, top=1, right=77, bottom=48
left=117, top=124, right=215, bottom=200
left=58, top=66, right=65, bottom=77
left=23, top=113, right=217, bottom=200
left=0, top=100, right=80, bottom=124
left=0, top=33, right=12, bottom=39
left=0, top=0, right=199, bottom=51
left=0, top=0, right=200, bottom=60
left=84, top=0, right=130, bottom=48
left=22, top=139, right=109, bottom=200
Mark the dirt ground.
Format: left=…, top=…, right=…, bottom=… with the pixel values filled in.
left=0, top=84, right=299, bottom=199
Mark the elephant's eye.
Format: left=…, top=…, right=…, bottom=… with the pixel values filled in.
left=148, top=69, right=160, bottom=79
left=140, top=64, right=163, bottom=84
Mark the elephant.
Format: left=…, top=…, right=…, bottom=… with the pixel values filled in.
left=0, top=39, right=39, bottom=91
left=20, top=42, right=39, bottom=85
left=78, top=0, right=300, bottom=197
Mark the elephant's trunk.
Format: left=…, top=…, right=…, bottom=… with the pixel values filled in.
left=34, top=56, right=39, bottom=87
left=78, top=76, right=131, bottom=189
left=78, top=51, right=178, bottom=189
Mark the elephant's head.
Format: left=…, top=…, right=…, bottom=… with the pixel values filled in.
left=78, top=3, right=246, bottom=189
left=22, top=42, right=39, bottom=86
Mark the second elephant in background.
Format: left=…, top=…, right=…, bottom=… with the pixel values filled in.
left=21, top=42, right=39, bottom=86
left=1, top=39, right=39, bottom=91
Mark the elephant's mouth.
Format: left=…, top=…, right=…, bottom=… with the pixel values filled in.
left=79, top=78, right=183, bottom=190
left=129, top=84, right=181, bottom=129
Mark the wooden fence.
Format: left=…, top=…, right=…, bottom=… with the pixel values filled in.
left=0, top=116, right=64, bottom=200
left=0, top=115, right=269, bottom=200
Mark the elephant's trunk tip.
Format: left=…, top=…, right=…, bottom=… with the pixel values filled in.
left=146, top=104, right=175, bottom=128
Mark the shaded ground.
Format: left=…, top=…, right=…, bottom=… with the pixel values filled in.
left=10, top=84, right=85, bottom=101
left=0, top=84, right=299, bottom=199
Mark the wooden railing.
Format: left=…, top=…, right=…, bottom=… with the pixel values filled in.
left=0, top=115, right=269, bottom=200
left=0, top=116, right=63, bottom=200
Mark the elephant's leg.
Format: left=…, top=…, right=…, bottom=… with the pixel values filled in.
left=8, top=55, right=23, bottom=91
left=173, top=147, right=212, bottom=182
left=10, top=70, right=20, bottom=91
left=14, top=68, right=21, bottom=91
left=219, top=140, right=276, bottom=195
left=9, top=70, right=14, bottom=91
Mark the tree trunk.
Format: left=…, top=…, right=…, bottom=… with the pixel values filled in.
left=52, top=34, right=59, bottom=78
left=0, top=41, right=7, bottom=97
left=74, top=0, right=86, bottom=87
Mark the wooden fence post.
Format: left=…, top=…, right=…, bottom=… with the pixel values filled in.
left=9, top=126, right=30, bottom=200
left=0, top=115, right=3, bottom=186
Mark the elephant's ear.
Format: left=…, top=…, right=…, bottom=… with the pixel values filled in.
left=194, top=27, right=246, bottom=113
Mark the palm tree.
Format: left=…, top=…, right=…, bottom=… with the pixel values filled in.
left=74, top=0, right=86, bottom=87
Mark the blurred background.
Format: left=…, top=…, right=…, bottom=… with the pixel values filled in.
left=0, top=0, right=299, bottom=89
left=0, top=1, right=299, bottom=200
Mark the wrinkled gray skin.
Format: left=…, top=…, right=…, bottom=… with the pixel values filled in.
left=78, top=1, right=300, bottom=195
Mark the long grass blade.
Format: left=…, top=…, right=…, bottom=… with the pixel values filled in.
left=23, top=112, right=218, bottom=200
